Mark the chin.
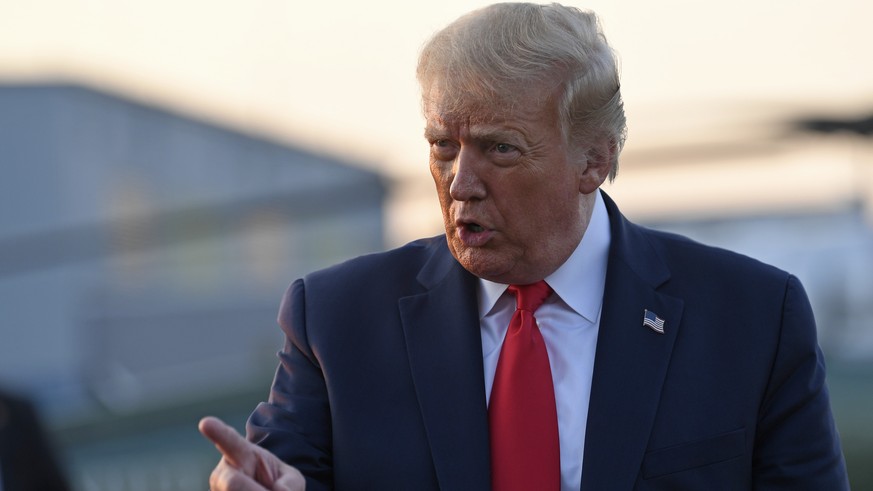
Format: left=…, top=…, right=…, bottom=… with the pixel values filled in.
left=453, top=248, right=486, bottom=270
left=456, top=255, right=510, bottom=283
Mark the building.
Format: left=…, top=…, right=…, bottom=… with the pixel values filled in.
left=0, top=83, right=387, bottom=490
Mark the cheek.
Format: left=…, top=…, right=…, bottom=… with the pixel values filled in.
left=433, top=168, right=461, bottom=217
left=430, top=168, right=454, bottom=217
left=505, top=185, right=573, bottom=233
left=430, top=161, right=451, bottom=187
left=513, top=201, right=550, bottom=232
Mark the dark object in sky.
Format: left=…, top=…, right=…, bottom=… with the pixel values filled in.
left=793, top=113, right=873, bottom=136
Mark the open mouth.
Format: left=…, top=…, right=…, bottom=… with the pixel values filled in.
left=456, top=220, right=493, bottom=246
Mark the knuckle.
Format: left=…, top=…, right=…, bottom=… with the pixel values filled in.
left=209, top=460, right=234, bottom=490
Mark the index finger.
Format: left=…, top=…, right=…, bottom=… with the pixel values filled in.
left=199, top=416, right=253, bottom=468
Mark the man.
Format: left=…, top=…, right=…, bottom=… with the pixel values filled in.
left=200, top=3, right=849, bottom=490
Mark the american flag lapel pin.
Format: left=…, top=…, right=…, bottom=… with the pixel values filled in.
left=643, top=309, right=665, bottom=334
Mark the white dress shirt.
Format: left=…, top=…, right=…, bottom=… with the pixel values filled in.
left=479, top=191, right=611, bottom=491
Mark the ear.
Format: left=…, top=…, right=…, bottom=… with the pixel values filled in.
left=577, top=137, right=616, bottom=194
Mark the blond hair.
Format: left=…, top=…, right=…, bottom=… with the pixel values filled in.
left=417, top=2, right=626, bottom=179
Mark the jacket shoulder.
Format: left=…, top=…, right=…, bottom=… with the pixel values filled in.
left=302, top=235, right=447, bottom=296
left=642, top=226, right=790, bottom=282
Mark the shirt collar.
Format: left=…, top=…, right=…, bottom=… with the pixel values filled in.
left=477, top=190, right=611, bottom=323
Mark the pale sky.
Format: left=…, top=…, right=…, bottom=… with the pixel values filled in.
left=2, top=0, right=872, bottom=243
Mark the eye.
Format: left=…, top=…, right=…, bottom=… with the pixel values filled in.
left=494, top=143, right=516, bottom=153
left=486, top=141, right=521, bottom=166
left=430, top=139, right=458, bottom=161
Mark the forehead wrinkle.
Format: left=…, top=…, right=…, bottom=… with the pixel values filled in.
left=423, top=91, right=561, bottom=147
left=468, top=124, right=524, bottom=143
left=425, top=118, right=526, bottom=146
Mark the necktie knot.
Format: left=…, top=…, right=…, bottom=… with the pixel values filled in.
left=508, top=280, right=552, bottom=313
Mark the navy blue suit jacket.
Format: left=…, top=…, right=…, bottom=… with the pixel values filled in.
left=247, top=193, right=849, bottom=490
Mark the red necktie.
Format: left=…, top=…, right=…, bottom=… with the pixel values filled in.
left=489, top=281, right=560, bottom=491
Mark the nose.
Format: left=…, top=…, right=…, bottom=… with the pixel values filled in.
left=449, top=147, right=486, bottom=201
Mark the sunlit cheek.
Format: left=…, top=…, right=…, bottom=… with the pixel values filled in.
left=428, top=161, right=443, bottom=182
left=429, top=162, right=451, bottom=186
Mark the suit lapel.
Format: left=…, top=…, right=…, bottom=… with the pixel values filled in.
left=399, top=241, right=492, bottom=491
left=580, top=194, right=684, bottom=490
left=396, top=194, right=684, bottom=490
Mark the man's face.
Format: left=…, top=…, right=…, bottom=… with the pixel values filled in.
left=424, top=84, right=610, bottom=284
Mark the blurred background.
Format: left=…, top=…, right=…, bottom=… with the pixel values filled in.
left=1, top=0, right=871, bottom=489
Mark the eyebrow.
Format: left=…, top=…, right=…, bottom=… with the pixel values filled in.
left=469, top=126, right=523, bottom=143
left=423, top=124, right=524, bottom=143
left=423, top=126, right=447, bottom=141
